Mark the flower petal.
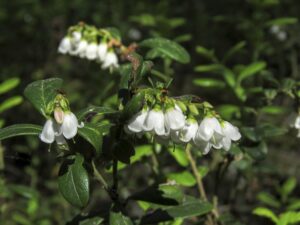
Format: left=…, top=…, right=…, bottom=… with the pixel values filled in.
left=39, top=119, right=56, bottom=144
left=61, top=112, right=79, bottom=139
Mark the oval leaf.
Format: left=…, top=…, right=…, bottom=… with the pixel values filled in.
left=0, top=78, right=20, bottom=95
left=78, top=123, right=103, bottom=155
left=193, top=78, right=225, bottom=88
left=0, top=124, right=42, bottom=141
left=140, top=37, right=190, bottom=64
left=58, top=154, right=90, bottom=208
left=24, top=78, right=63, bottom=117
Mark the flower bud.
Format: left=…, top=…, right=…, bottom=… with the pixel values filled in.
left=54, top=107, right=65, bottom=124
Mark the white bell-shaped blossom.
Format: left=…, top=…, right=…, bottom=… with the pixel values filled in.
left=164, top=104, right=185, bottom=131
left=86, top=43, right=98, bottom=60
left=126, top=109, right=148, bottom=133
left=193, top=136, right=212, bottom=155
left=102, top=51, right=119, bottom=69
left=72, top=31, right=82, bottom=42
left=97, top=42, right=108, bottom=61
left=39, top=119, right=58, bottom=144
left=143, top=108, right=166, bottom=136
left=178, top=119, right=199, bottom=143
left=221, top=121, right=241, bottom=151
left=58, top=37, right=72, bottom=54
left=288, top=113, right=300, bottom=138
left=61, top=112, right=84, bottom=139
left=76, top=40, right=88, bottom=58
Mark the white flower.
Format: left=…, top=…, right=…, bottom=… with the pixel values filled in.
left=102, top=51, right=119, bottom=69
left=61, top=112, right=84, bottom=139
left=86, top=43, right=98, bottom=60
left=178, top=119, right=199, bottom=143
left=193, top=117, right=224, bottom=153
left=72, top=31, right=82, bottom=42
left=39, top=119, right=59, bottom=144
left=97, top=42, right=108, bottom=61
left=277, top=31, right=287, bottom=41
left=221, top=121, right=241, bottom=151
left=76, top=40, right=88, bottom=58
left=164, top=104, right=186, bottom=132
left=143, top=108, right=166, bottom=136
left=288, top=113, right=300, bottom=138
left=270, top=25, right=280, bottom=34
left=58, top=37, right=72, bottom=54
left=127, top=109, right=148, bottom=133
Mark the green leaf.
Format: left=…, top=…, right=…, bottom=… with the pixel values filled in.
left=243, top=141, right=268, bottom=160
left=168, top=146, right=189, bottom=167
left=140, top=37, right=190, bottom=64
left=194, top=64, right=223, bottom=73
left=167, top=171, right=196, bottom=187
left=288, top=200, right=300, bottom=211
left=129, top=184, right=184, bottom=206
left=223, top=68, right=236, bottom=88
left=24, top=78, right=63, bottom=117
left=281, top=178, right=297, bottom=199
left=122, top=92, right=145, bottom=121
left=278, top=211, right=300, bottom=225
left=237, top=62, right=266, bottom=84
left=253, top=207, right=279, bottom=223
left=260, top=106, right=286, bottom=115
left=0, top=78, right=20, bottom=95
left=0, top=124, right=42, bottom=141
left=217, top=104, right=240, bottom=120
left=113, top=139, right=135, bottom=164
left=0, top=96, right=23, bottom=113
left=58, top=154, right=90, bottom=208
left=140, top=198, right=213, bottom=224
left=79, top=217, right=104, bottom=225
left=266, top=17, right=298, bottom=26
left=257, top=192, right=280, bottom=208
left=105, top=27, right=121, bottom=41
left=78, top=123, right=103, bottom=155
left=76, top=106, right=117, bottom=121
left=110, top=210, right=133, bottom=225
left=193, top=78, right=225, bottom=88
left=195, top=46, right=216, bottom=61
left=223, top=41, right=246, bottom=62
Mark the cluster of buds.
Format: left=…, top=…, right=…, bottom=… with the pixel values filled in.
left=39, top=94, right=84, bottom=145
left=58, top=24, right=119, bottom=70
left=125, top=89, right=241, bottom=154
left=288, top=111, right=300, bottom=138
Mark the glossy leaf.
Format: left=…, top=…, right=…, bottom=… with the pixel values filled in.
left=167, top=171, right=196, bottom=187
left=0, top=124, right=42, bottom=141
left=58, top=154, right=90, bottom=208
left=253, top=207, right=278, bottom=223
left=24, top=78, right=63, bottom=117
left=76, top=106, right=117, bottom=121
left=110, top=210, right=133, bottom=225
left=140, top=198, right=213, bottom=224
left=122, top=91, right=145, bottom=121
left=79, top=217, right=104, bottom=225
left=78, top=123, right=103, bottom=155
left=168, top=146, right=189, bottom=167
left=140, top=37, right=190, bottom=64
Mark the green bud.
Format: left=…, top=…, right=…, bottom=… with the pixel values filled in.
left=188, top=104, right=199, bottom=115
left=176, top=101, right=187, bottom=112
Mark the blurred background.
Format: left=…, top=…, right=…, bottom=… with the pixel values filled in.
left=0, top=0, right=300, bottom=224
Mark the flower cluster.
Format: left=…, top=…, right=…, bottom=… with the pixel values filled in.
left=288, top=112, right=300, bottom=138
left=58, top=27, right=119, bottom=70
left=39, top=95, right=84, bottom=145
left=125, top=93, right=241, bottom=154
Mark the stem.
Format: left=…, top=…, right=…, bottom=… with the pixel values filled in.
left=92, top=161, right=108, bottom=189
left=151, top=143, right=160, bottom=175
left=185, top=144, right=207, bottom=200
left=112, top=159, right=118, bottom=190
left=185, top=144, right=216, bottom=225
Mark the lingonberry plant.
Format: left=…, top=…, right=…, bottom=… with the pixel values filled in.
left=0, top=20, right=299, bottom=225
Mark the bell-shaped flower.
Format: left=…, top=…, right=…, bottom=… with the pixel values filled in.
left=178, top=118, right=199, bottom=143
left=58, top=37, right=72, bottom=54
left=220, top=121, right=241, bottom=151
left=76, top=40, right=88, bottom=58
left=86, top=43, right=98, bottom=60
left=61, top=112, right=84, bottom=139
left=164, top=104, right=186, bottom=131
left=101, top=51, right=119, bottom=69
left=39, top=119, right=59, bottom=144
left=72, top=31, right=82, bottom=43
left=193, top=136, right=212, bottom=155
left=126, top=109, right=148, bottom=133
left=196, top=117, right=222, bottom=141
left=97, top=42, right=108, bottom=61
left=143, top=107, right=166, bottom=136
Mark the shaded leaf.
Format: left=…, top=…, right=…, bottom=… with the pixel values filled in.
left=0, top=77, right=20, bottom=95
left=78, top=123, right=103, bottom=155
left=0, top=96, right=23, bottom=113
left=0, top=124, right=42, bottom=141
left=193, top=78, right=225, bottom=88
left=253, top=207, right=278, bottom=223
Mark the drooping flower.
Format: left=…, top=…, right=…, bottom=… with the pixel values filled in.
left=178, top=118, right=199, bottom=143
left=39, top=119, right=58, bottom=144
left=58, top=37, right=72, bottom=54
left=72, top=31, right=82, bottom=42
left=220, top=121, right=241, bottom=151
left=193, top=117, right=224, bottom=153
left=126, top=109, right=148, bottom=133
left=143, top=106, right=166, bottom=136
left=164, top=104, right=185, bottom=132
left=101, top=51, right=119, bottom=69
left=97, top=42, right=108, bottom=62
left=76, top=40, right=88, bottom=58
left=86, top=43, right=98, bottom=60
left=288, top=113, right=300, bottom=138
left=61, top=112, right=84, bottom=139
